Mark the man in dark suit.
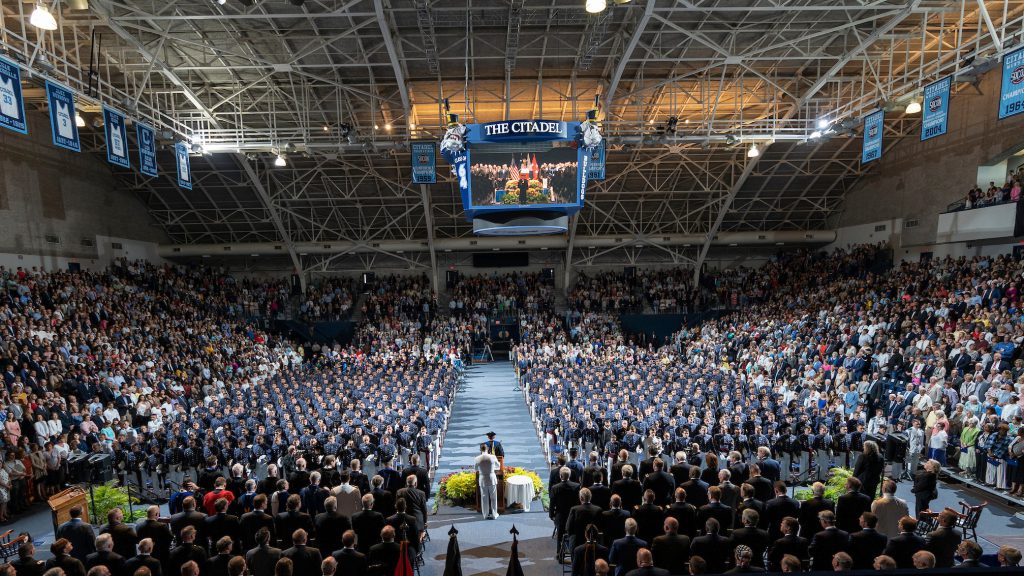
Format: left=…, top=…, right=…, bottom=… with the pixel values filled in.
left=571, top=524, right=609, bottom=576
left=100, top=508, right=139, bottom=561
left=651, top=517, right=690, bottom=575
left=835, top=477, right=872, bottom=534
left=798, top=482, right=834, bottom=539
left=632, top=490, right=666, bottom=546
left=638, top=447, right=661, bottom=481
left=953, top=540, right=985, bottom=569
left=589, top=477, right=612, bottom=511
left=135, top=505, right=173, bottom=568
left=395, top=475, right=428, bottom=542
left=44, top=539, right=86, bottom=576
left=57, top=506, right=96, bottom=563
left=400, top=455, right=431, bottom=498
left=86, top=534, right=127, bottom=576
left=11, top=542, right=46, bottom=576
left=735, top=483, right=765, bottom=532
left=849, top=512, right=888, bottom=570
left=691, top=518, right=733, bottom=574
left=747, top=464, right=774, bottom=504
left=669, top=451, right=692, bottom=487
left=367, top=526, right=401, bottom=576
left=550, top=467, right=582, bottom=552
left=274, top=494, right=314, bottom=549
left=608, top=518, right=647, bottom=576
left=718, top=470, right=740, bottom=510
left=204, top=536, right=235, bottom=576
left=925, top=510, right=963, bottom=568
left=314, top=496, right=352, bottom=559
left=882, top=516, right=926, bottom=569
left=282, top=528, right=323, bottom=576
left=351, top=493, right=386, bottom=554
left=757, top=447, right=782, bottom=483
left=665, top=487, right=698, bottom=539
left=240, top=494, right=276, bottom=552
left=699, top=486, right=735, bottom=533
left=244, top=528, right=281, bottom=576
left=611, top=465, right=644, bottom=512
left=808, top=510, right=849, bottom=572
left=300, top=471, right=330, bottom=516
left=170, top=497, right=206, bottom=546
left=680, top=466, right=709, bottom=508
left=583, top=453, right=607, bottom=488
left=124, top=538, right=164, bottom=576
left=642, top=459, right=676, bottom=506
left=385, top=498, right=421, bottom=557
left=629, top=548, right=671, bottom=576
left=767, top=517, right=808, bottom=572
left=732, top=509, right=771, bottom=568
left=370, top=475, right=396, bottom=519
left=204, top=498, right=242, bottom=555
left=764, top=481, right=800, bottom=541
left=601, top=495, right=632, bottom=548
left=332, top=530, right=367, bottom=576
left=169, top=526, right=208, bottom=576
left=566, top=487, right=603, bottom=552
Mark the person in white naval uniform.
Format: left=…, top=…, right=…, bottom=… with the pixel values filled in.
left=475, top=443, right=499, bottom=519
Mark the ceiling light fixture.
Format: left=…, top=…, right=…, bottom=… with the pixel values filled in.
left=810, top=130, right=822, bottom=139
left=585, top=0, right=606, bottom=13
left=385, top=123, right=392, bottom=131
left=30, top=3, right=58, bottom=31
left=274, top=154, right=287, bottom=167
left=747, top=143, right=760, bottom=158
left=816, top=118, right=829, bottom=129
left=905, top=99, right=922, bottom=114
left=75, top=113, right=85, bottom=128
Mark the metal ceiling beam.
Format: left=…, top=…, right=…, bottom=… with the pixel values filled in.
left=374, top=0, right=412, bottom=118
left=604, top=0, right=656, bottom=117
left=90, top=0, right=305, bottom=284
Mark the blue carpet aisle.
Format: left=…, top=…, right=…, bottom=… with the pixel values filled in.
left=424, top=361, right=556, bottom=576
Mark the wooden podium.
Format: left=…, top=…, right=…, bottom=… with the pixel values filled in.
left=475, top=456, right=506, bottom=514
left=48, top=487, right=89, bottom=533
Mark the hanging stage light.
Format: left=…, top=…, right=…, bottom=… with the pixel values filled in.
left=905, top=100, right=922, bottom=114
left=585, top=0, right=606, bottom=13
left=75, top=113, right=85, bottom=128
left=747, top=143, right=760, bottom=158
left=30, top=3, right=58, bottom=30
left=274, top=154, right=287, bottom=167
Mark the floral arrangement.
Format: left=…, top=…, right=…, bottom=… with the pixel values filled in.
left=436, top=466, right=546, bottom=507
left=437, top=470, right=477, bottom=506
left=501, top=179, right=545, bottom=204
left=794, top=467, right=852, bottom=502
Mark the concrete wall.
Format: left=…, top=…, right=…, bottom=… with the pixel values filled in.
left=0, top=110, right=167, bottom=268
left=836, top=69, right=1024, bottom=245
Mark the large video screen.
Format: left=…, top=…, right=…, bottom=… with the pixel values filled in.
left=468, top=144, right=578, bottom=208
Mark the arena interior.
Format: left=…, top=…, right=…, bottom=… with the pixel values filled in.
left=1, top=0, right=1024, bottom=575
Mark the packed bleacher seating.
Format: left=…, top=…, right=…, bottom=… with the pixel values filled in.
left=519, top=242, right=1024, bottom=574
left=569, top=271, right=643, bottom=314
left=297, top=278, right=355, bottom=322
left=0, top=261, right=460, bottom=576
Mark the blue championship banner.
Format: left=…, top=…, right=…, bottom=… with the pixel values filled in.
left=1000, top=45, right=1024, bottom=119
left=175, top=141, right=192, bottom=190
left=103, top=105, right=130, bottom=168
left=861, top=109, right=884, bottom=164
left=411, top=141, right=436, bottom=184
left=0, top=56, right=27, bottom=134
left=921, top=76, right=950, bottom=141
left=586, top=140, right=606, bottom=181
left=45, top=80, right=80, bottom=152
left=137, top=122, right=158, bottom=178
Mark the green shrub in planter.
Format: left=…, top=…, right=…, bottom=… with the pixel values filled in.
left=793, top=467, right=853, bottom=502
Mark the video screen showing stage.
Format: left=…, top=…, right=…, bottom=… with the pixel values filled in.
left=469, top=145, right=578, bottom=208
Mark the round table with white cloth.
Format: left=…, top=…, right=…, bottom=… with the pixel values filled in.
left=505, top=475, right=536, bottom=511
